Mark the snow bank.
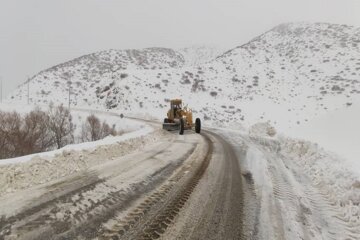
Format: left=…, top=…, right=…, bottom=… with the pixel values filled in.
left=0, top=104, right=156, bottom=196
left=287, top=103, right=360, bottom=174
left=247, top=121, right=360, bottom=229
left=0, top=128, right=163, bottom=196
left=279, top=136, right=360, bottom=223
left=0, top=124, right=152, bottom=166
left=249, top=122, right=277, bottom=137
left=0, top=103, right=148, bottom=164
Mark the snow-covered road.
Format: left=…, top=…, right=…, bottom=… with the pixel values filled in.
left=1, top=120, right=359, bottom=240
left=0, top=124, right=212, bottom=239
left=220, top=129, right=360, bottom=240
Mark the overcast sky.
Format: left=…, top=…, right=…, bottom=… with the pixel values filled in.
left=1, top=0, right=360, bottom=97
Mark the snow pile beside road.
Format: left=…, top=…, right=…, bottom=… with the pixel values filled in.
left=287, top=103, right=360, bottom=173
left=0, top=128, right=164, bottom=197
left=0, top=123, right=152, bottom=165
left=279, top=137, right=360, bottom=223
left=244, top=126, right=360, bottom=238
left=249, top=122, right=277, bottom=138
left=247, top=121, right=360, bottom=232
left=248, top=122, right=279, bottom=152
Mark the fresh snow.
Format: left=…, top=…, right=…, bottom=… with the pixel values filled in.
left=287, top=102, right=360, bottom=174
left=0, top=128, right=178, bottom=218
left=0, top=124, right=161, bottom=197
left=221, top=124, right=360, bottom=239
left=8, top=23, right=360, bottom=134
left=2, top=21, right=360, bottom=239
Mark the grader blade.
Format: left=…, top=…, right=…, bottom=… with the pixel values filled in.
left=162, top=123, right=179, bottom=131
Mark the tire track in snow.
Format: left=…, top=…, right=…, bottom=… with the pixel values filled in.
left=0, top=132, right=204, bottom=240
left=160, top=130, right=257, bottom=240
left=250, top=134, right=360, bottom=240
left=97, top=133, right=213, bottom=240
left=248, top=137, right=314, bottom=240
left=302, top=185, right=360, bottom=240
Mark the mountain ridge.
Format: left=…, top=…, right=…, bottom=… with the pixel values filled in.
left=8, top=22, right=360, bottom=131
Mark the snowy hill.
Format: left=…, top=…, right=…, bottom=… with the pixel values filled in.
left=9, top=47, right=186, bottom=106
left=8, top=22, right=360, bottom=132
left=202, top=22, right=360, bottom=128
left=179, top=45, right=225, bottom=66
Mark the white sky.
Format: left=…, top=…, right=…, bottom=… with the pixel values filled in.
left=1, top=0, right=360, bottom=97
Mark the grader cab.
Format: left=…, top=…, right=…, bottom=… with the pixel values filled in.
left=163, top=99, right=201, bottom=135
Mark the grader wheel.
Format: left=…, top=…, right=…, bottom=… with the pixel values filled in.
left=179, top=118, right=184, bottom=135
left=195, top=118, right=201, bottom=133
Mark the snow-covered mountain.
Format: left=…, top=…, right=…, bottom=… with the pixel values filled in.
left=179, top=45, right=225, bottom=66
left=8, top=22, right=360, bottom=131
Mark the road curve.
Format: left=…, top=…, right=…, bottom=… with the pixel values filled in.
left=0, top=126, right=254, bottom=240
left=159, top=130, right=257, bottom=240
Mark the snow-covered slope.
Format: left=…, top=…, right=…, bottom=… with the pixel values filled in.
left=179, top=45, right=225, bottom=66
left=8, top=47, right=185, bottom=107
left=209, top=22, right=360, bottom=128
left=8, top=23, right=360, bottom=132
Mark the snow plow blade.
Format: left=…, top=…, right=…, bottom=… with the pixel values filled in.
left=162, top=123, right=179, bottom=131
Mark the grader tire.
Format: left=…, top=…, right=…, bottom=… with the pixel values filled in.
left=179, top=118, right=184, bottom=135
left=164, top=118, right=169, bottom=123
left=195, top=118, right=201, bottom=134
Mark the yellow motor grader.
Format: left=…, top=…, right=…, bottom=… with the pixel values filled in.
left=162, top=99, right=201, bottom=135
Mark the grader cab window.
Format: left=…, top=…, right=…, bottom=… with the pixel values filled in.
left=171, top=102, right=182, bottom=110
